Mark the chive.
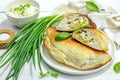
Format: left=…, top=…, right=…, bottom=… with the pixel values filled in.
left=0, top=14, right=63, bottom=80
left=32, top=39, right=38, bottom=69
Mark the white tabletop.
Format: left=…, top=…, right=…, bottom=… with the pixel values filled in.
left=0, top=0, right=120, bottom=80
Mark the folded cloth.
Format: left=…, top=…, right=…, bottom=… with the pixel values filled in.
left=88, top=11, right=120, bottom=30
left=106, top=14, right=120, bottom=28
left=88, top=12, right=110, bottom=29
left=104, top=28, right=120, bottom=48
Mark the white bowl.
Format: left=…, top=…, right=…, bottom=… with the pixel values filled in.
left=5, top=0, right=39, bottom=28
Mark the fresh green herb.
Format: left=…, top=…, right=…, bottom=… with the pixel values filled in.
left=114, top=62, right=120, bottom=73
left=55, top=32, right=71, bottom=40
left=50, top=72, right=59, bottom=78
left=40, top=72, right=48, bottom=78
left=40, top=71, right=59, bottom=78
left=86, top=1, right=99, bottom=12
left=14, top=3, right=30, bottom=16
left=0, top=14, right=64, bottom=80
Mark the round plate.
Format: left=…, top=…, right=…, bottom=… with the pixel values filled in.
left=41, top=36, right=116, bottom=75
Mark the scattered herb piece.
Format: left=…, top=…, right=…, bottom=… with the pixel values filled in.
left=50, top=72, right=59, bottom=78
left=40, top=72, right=48, bottom=78
left=55, top=32, right=71, bottom=40
left=40, top=71, right=59, bottom=78
left=86, top=1, right=99, bottom=12
left=114, top=62, right=120, bottom=73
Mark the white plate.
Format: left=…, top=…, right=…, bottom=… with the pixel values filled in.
left=41, top=34, right=116, bottom=75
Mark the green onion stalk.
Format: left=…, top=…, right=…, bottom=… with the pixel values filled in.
left=0, top=14, right=64, bottom=80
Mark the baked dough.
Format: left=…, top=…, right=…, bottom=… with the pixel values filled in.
left=56, top=13, right=96, bottom=32
left=44, top=27, right=111, bottom=70
left=73, top=29, right=108, bottom=51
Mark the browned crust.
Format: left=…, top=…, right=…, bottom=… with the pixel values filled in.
left=0, top=30, right=15, bottom=49
left=44, top=27, right=111, bottom=70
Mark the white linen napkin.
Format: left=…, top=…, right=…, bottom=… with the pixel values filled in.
left=88, top=12, right=110, bottom=29
left=104, top=28, right=120, bottom=48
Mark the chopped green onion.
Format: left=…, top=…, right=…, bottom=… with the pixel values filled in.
left=40, top=71, right=59, bottom=78
left=14, top=3, right=30, bottom=16
left=50, top=72, right=59, bottom=78
left=40, top=72, right=48, bottom=78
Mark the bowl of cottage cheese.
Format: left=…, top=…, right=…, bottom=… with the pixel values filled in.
left=5, top=0, right=39, bottom=28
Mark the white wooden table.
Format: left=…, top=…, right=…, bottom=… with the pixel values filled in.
left=0, top=0, right=120, bottom=80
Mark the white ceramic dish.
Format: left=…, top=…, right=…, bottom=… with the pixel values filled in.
left=41, top=35, right=116, bottom=75
left=5, top=0, right=39, bottom=28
